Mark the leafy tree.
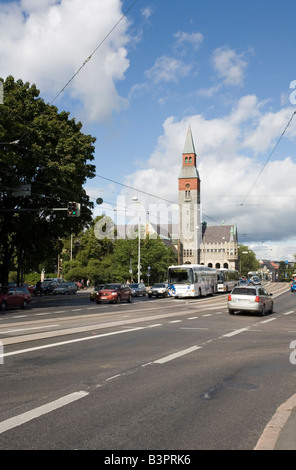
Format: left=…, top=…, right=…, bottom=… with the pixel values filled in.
left=0, top=76, right=96, bottom=284
left=238, top=244, right=260, bottom=277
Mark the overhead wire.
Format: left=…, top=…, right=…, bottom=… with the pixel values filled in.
left=239, top=110, right=296, bottom=206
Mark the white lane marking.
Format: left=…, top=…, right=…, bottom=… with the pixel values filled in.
left=223, top=327, right=249, bottom=337
left=188, top=317, right=198, bottom=320
left=2, top=327, right=144, bottom=358
left=0, top=325, right=59, bottom=334
left=169, top=320, right=182, bottom=323
left=154, top=345, right=202, bottom=364
left=0, top=391, right=88, bottom=435
left=260, top=318, right=277, bottom=324
left=283, top=311, right=294, bottom=315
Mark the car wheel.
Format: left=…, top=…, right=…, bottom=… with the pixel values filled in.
left=115, top=295, right=120, bottom=304
left=260, top=305, right=266, bottom=316
left=1, top=301, right=7, bottom=312
left=148, top=294, right=152, bottom=298
left=127, top=294, right=132, bottom=303
left=22, top=299, right=28, bottom=309
left=96, top=300, right=101, bottom=304
left=269, top=302, right=274, bottom=313
left=228, top=309, right=235, bottom=315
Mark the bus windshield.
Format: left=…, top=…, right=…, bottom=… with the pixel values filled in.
left=168, top=268, right=193, bottom=285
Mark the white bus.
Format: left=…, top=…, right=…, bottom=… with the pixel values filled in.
left=216, top=268, right=239, bottom=292
left=167, top=264, right=217, bottom=298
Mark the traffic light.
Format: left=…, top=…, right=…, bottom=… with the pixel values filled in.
left=67, top=202, right=81, bottom=217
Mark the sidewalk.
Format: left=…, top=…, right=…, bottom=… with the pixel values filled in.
left=254, top=393, right=296, bottom=450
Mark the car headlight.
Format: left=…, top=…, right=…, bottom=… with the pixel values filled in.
left=111, top=292, right=117, bottom=296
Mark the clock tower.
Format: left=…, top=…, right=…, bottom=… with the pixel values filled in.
left=178, top=125, right=201, bottom=264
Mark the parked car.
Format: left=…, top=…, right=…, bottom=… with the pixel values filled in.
left=90, top=284, right=105, bottom=301
left=291, top=281, right=296, bottom=292
left=0, top=285, right=32, bottom=311
left=52, top=282, right=77, bottom=295
left=96, top=283, right=132, bottom=304
left=148, top=283, right=169, bottom=298
left=227, top=285, right=273, bottom=316
left=129, top=282, right=146, bottom=297
left=41, top=278, right=64, bottom=294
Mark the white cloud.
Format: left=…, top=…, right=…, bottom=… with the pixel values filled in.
left=0, top=0, right=130, bottom=122
left=122, top=97, right=296, bottom=258
left=145, top=56, right=192, bottom=84
left=212, top=46, right=248, bottom=87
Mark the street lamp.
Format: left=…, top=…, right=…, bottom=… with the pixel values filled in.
left=132, top=197, right=141, bottom=283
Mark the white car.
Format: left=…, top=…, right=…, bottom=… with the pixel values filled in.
left=148, top=283, right=168, bottom=298
left=227, top=285, right=273, bottom=316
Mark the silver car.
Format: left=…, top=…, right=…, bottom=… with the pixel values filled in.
left=227, top=285, right=273, bottom=316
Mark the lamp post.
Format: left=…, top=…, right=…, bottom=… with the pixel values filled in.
left=132, top=197, right=141, bottom=283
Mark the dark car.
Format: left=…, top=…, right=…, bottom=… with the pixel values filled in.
left=0, top=285, right=32, bottom=311
left=96, top=283, right=132, bottom=304
left=129, top=282, right=146, bottom=297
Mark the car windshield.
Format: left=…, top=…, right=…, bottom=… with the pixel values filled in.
left=104, top=284, right=119, bottom=290
left=129, top=284, right=139, bottom=288
left=232, top=287, right=257, bottom=296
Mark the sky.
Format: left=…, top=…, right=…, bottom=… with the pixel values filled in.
left=1, top=0, right=296, bottom=261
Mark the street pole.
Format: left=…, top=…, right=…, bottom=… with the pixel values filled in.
left=132, top=197, right=141, bottom=283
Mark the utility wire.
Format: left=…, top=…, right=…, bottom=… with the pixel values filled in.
left=240, top=110, right=296, bottom=206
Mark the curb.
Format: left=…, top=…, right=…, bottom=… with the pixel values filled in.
left=254, top=393, right=296, bottom=450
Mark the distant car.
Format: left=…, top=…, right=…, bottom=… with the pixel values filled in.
left=228, top=285, right=273, bottom=316
left=96, top=283, right=132, bottom=304
left=291, top=281, right=296, bottom=292
left=148, top=283, right=168, bottom=298
left=250, top=276, right=261, bottom=285
left=90, top=284, right=105, bottom=301
left=0, top=285, right=32, bottom=311
left=53, top=282, right=77, bottom=295
left=239, top=278, right=248, bottom=285
left=129, top=283, right=146, bottom=297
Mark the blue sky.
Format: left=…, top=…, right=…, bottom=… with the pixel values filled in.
left=1, top=0, right=296, bottom=261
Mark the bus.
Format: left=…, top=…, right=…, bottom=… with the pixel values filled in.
left=216, top=268, right=239, bottom=292
left=167, top=264, right=217, bottom=298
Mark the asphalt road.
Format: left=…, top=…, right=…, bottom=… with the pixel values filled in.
left=0, top=283, right=295, bottom=452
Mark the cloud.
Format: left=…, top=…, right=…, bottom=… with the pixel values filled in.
left=145, top=55, right=193, bottom=84
left=122, top=97, right=296, bottom=254
left=212, top=46, right=248, bottom=87
left=0, top=0, right=130, bottom=122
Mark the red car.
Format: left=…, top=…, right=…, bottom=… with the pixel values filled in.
left=96, top=283, right=132, bottom=304
left=0, top=286, right=32, bottom=311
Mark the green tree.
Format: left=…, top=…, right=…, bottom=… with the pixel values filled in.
left=238, top=244, right=260, bottom=277
left=0, top=76, right=96, bottom=284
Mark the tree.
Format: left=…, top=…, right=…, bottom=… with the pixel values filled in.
left=0, top=76, right=96, bottom=284
left=238, top=244, right=260, bottom=277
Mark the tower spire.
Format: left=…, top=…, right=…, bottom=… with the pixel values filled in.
left=183, top=125, right=196, bottom=155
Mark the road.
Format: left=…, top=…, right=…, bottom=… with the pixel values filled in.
left=0, top=283, right=295, bottom=451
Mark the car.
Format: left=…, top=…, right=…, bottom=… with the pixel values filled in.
left=227, top=285, right=273, bottom=316
left=129, top=282, right=146, bottom=297
left=148, top=283, right=169, bottom=298
left=250, top=276, right=261, bottom=285
left=0, top=285, right=32, bottom=311
left=96, top=283, right=132, bottom=304
left=291, top=281, right=296, bottom=292
left=238, top=278, right=249, bottom=285
left=40, top=278, right=64, bottom=294
left=90, top=284, right=105, bottom=301
left=52, top=282, right=78, bottom=295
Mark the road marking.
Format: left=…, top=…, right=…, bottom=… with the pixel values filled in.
left=188, top=317, right=198, bottom=320
left=260, top=318, right=277, bottom=324
left=169, top=320, right=182, bottom=323
left=154, top=345, right=202, bottom=364
left=283, top=311, right=294, bottom=315
left=223, top=327, right=249, bottom=337
left=0, top=391, right=88, bottom=435
left=2, top=327, right=145, bottom=358
left=0, top=325, right=59, bottom=334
